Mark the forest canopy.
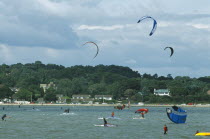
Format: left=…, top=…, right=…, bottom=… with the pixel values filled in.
left=0, top=61, right=210, bottom=104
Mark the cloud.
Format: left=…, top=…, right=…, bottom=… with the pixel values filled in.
left=186, top=23, right=210, bottom=29
left=0, top=0, right=79, bottom=49
left=78, top=25, right=124, bottom=31
left=0, top=0, right=210, bottom=77
left=125, top=59, right=137, bottom=64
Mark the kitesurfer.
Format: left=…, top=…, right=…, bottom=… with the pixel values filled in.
left=195, top=130, right=199, bottom=135
left=111, top=112, right=114, bottom=117
left=141, top=112, right=144, bottom=118
left=2, top=114, right=7, bottom=121
left=103, top=118, right=108, bottom=127
left=64, top=108, right=70, bottom=113
left=164, top=125, right=168, bottom=134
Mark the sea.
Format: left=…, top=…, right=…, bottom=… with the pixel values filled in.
left=0, top=105, right=209, bottom=139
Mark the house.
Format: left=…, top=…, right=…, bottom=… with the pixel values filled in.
left=207, top=90, right=210, bottom=95
left=72, top=94, right=91, bottom=99
left=14, top=101, right=30, bottom=104
left=95, top=95, right=113, bottom=100
left=37, top=98, right=45, bottom=104
left=9, top=87, right=20, bottom=93
left=71, top=94, right=93, bottom=104
left=40, top=82, right=56, bottom=93
left=154, top=89, right=170, bottom=96
left=56, top=94, right=67, bottom=104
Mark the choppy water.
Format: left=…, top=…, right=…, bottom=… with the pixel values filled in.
left=0, top=105, right=209, bottom=139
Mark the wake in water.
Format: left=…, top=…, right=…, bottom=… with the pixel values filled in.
left=26, top=109, right=40, bottom=111
left=98, top=117, right=121, bottom=120
left=60, top=113, right=75, bottom=115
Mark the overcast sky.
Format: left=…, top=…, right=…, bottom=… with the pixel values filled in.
left=0, top=0, right=210, bottom=78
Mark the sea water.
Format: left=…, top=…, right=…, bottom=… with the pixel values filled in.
left=0, top=105, right=208, bottom=139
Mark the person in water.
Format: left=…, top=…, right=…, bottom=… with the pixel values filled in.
left=111, top=112, right=114, bottom=117
left=103, top=118, right=108, bottom=127
left=2, top=114, right=7, bottom=121
left=64, top=108, right=70, bottom=113
left=141, top=112, right=144, bottom=118
left=164, top=125, right=168, bottom=134
left=195, top=130, right=199, bottom=135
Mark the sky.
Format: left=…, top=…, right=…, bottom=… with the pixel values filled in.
left=0, top=0, right=210, bottom=78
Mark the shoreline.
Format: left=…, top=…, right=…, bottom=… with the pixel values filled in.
left=0, top=103, right=210, bottom=107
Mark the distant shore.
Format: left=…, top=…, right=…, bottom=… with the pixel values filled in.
left=0, top=103, right=210, bottom=107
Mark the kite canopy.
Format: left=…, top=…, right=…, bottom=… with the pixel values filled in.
left=135, top=108, right=149, bottom=113
left=166, top=106, right=187, bottom=124
left=83, top=41, right=99, bottom=59
left=164, top=47, right=174, bottom=57
left=137, top=16, right=157, bottom=36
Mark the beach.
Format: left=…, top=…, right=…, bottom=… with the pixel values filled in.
left=0, top=103, right=209, bottom=107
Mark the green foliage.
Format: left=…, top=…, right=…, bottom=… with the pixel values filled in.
left=44, top=88, right=57, bottom=102
left=15, top=88, right=32, bottom=101
left=0, top=62, right=209, bottom=103
left=0, top=84, right=14, bottom=99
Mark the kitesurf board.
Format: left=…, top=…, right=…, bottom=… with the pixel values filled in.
left=94, top=124, right=117, bottom=127
left=195, top=133, right=210, bottom=136
left=98, top=117, right=121, bottom=120
left=106, top=117, right=121, bottom=120
left=133, top=117, right=145, bottom=119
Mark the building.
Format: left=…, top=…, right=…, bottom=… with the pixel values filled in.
left=71, top=94, right=93, bottom=104
left=9, top=87, right=20, bottom=93
left=154, top=89, right=170, bottom=96
left=72, top=94, right=91, bottom=99
left=40, top=82, right=56, bottom=93
left=56, top=94, right=67, bottom=104
left=37, top=98, right=45, bottom=104
left=207, top=90, right=210, bottom=95
left=95, top=95, right=113, bottom=100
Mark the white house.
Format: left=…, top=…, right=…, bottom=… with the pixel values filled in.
left=71, top=94, right=94, bottom=104
left=72, top=94, right=91, bottom=99
left=9, top=87, right=20, bottom=93
left=40, top=82, right=56, bottom=93
left=14, top=101, right=30, bottom=104
left=95, top=95, right=113, bottom=100
left=56, top=94, right=67, bottom=104
left=154, top=89, right=170, bottom=96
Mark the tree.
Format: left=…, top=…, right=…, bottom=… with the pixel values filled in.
left=16, top=88, right=32, bottom=101
left=44, top=87, right=57, bottom=102
left=0, top=84, right=14, bottom=99
left=88, top=83, right=107, bottom=97
left=124, top=89, right=135, bottom=99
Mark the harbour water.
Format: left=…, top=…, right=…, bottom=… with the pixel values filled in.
left=0, top=105, right=209, bottom=139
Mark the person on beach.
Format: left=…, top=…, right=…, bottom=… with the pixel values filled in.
left=164, top=125, right=168, bottom=134
left=111, top=112, right=114, bottom=117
